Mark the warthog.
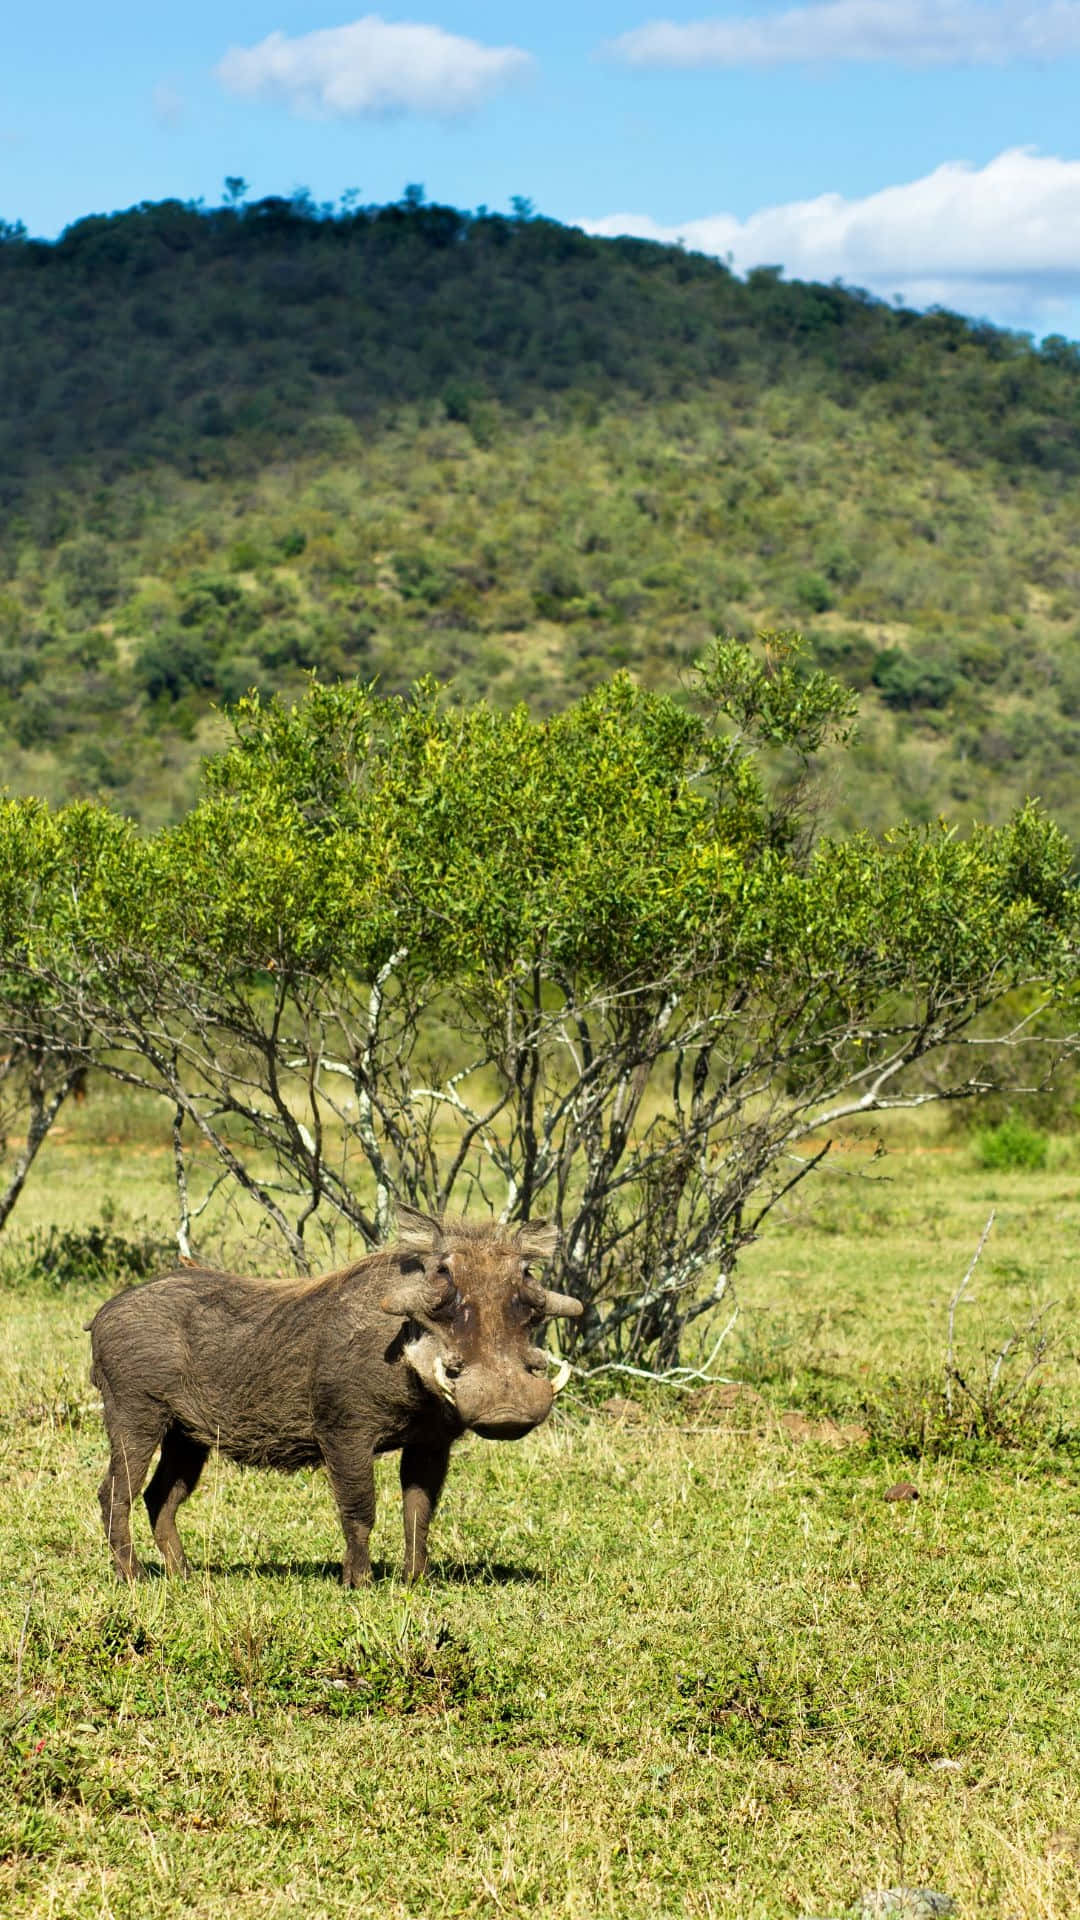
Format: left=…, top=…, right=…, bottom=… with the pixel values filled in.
left=87, top=1210, right=581, bottom=1584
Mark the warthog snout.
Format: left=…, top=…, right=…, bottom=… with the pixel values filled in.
left=451, top=1360, right=557, bottom=1440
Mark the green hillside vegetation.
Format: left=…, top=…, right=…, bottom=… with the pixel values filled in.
left=2, top=192, right=1080, bottom=831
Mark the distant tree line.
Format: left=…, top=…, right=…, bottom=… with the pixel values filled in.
left=2, top=189, right=1079, bottom=517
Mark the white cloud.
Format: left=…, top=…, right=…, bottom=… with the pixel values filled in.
left=578, top=149, right=1080, bottom=334
left=611, top=2, right=1080, bottom=69
left=216, top=16, right=531, bottom=118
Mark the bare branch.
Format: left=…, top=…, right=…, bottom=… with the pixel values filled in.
left=945, top=1211, right=995, bottom=1416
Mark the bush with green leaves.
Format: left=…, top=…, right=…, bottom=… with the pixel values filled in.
left=0, top=1222, right=174, bottom=1293
left=54, top=534, right=121, bottom=614
left=975, top=1113, right=1050, bottom=1172
left=133, top=628, right=219, bottom=703
left=871, top=647, right=957, bottom=710
left=794, top=571, right=832, bottom=615
left=0, top=636, right=1076, bottom=1371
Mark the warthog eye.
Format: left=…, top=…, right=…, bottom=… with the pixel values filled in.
left=508, top=1291, right=542, bottom=1328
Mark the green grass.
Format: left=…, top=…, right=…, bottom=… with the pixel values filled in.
left=1, top=1116, right=1079, bottom=1917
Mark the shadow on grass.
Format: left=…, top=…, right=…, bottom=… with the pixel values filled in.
left=184, top=1556, right=542, bottom=1586
left=429, top=1559, right=543, bottom=1587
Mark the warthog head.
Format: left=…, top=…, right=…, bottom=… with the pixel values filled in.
left=380, top=1208, right=582, bottom=1439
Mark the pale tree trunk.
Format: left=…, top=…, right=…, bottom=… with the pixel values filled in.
left=0, top=1054, right=84, bottom=1235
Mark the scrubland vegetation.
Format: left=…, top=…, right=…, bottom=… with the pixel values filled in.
left=3, top=193, right=1080, bottom=834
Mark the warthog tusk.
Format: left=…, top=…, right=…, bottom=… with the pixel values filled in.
left=549, top=1359, right=571, bottom=1395
left=432, top=1355, right=457, bottom=1406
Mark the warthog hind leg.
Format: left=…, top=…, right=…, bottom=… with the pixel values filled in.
left=143, top=1426, right=209, bottom=1575
left=96, top=1378, right=168, bottom=1582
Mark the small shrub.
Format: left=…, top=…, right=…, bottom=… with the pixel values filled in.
left=0, top=639, right=40, bottom=694
left=794, top=571, right=832, bottom=615
left=55, top=534, right=120, bottom=614
left=198, top=395, right=230, bottom=438
left=134, top=628, right=219, bottom=702
left=69, top=740, right=129, bottom=791
left=442, top=379, right=482, bottom=425
left=812, top=629, right=877, bottom=689
left=864, top=1305, right=1073, bottom=1458
left=392, top=548, right=448, bottom=605
left=532, top=555, right=585, bottom=619
left=0, top=1223, right=173, bottom=1293
left=604, top=576, right=647, bottom=621
left=12, top=687, right=65, bottom=747
left=820, top=542, right=861, bottom=588
left=864, top=1368, right=1072, bottom=1458
left=956, top=635, right=1005, bottom=686
left=975, top=1114, right=1049, bottom=1171
left=71, top=626, right=116, bottom=670
left=217, top=653, right=269, bottom=706
left=252, top=622, right=320, bottom=671
left=872, top=647, right=956, bottom=709
left=178, top=575, right=245, bottom=623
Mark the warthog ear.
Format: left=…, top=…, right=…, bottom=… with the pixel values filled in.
left=516, top=1218, right=559, bottom=1262
left=395, top=1205, right=445, bottom=1255
left=515, top=1220, right=579, bottom=1317
left=380, top=1277, right=435, bottom=1319
left=379, top=1271, right=451, bottom=1320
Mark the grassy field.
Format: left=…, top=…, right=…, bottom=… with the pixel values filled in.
left=1, top=1103, right=1078, bottom=1918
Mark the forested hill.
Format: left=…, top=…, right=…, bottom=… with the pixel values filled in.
left=4, top=194, right=1080, bottom=491
left=2, top=193, right=1080, bottom=834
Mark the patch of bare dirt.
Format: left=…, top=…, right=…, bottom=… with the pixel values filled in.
left=778, top=1410, right=869, bottom=1447
left=687, top=1381, right=766, bottom=1422
left=600, top=1395, right=645, bottom=1424
left=685, top=1383, right=868, bottom=1447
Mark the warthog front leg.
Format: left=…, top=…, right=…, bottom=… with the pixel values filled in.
left=399, top=1440, right=451, bottom=1584
left=321, top=1433, right=377, bottom=1586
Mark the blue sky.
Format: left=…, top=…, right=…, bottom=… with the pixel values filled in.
left=5, top=4, right=1080, bottom=337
